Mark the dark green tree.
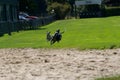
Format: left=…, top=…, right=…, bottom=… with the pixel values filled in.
left=47, top=0, right=72, bottom=19
left=19, top=0, right=29, bottom=12
left=47, top=2, right=71, bottom=19
left=103, top=0, right=120, bottom=6
left=19, top=0, right=47, bottom=16
left=34, top=0, right=47, bottom=16
left=68, top=0, right=75, bottom=16
left=19, top=0, right=37, bottom=15
left=48, top=0, right=68, bottom=3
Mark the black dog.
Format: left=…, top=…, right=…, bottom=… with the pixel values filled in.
left=46, top=29, right=64, bottom=45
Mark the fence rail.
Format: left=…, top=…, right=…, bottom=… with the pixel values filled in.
left=0, top=14, right=55, bottom=36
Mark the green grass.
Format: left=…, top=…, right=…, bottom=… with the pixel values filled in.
left=96, top=75, right=120, bottom=80
left=0, top=16, right=120, bottom=49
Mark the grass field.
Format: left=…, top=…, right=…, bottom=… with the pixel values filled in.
left=0, top=16, right=120, bottom=49
left=96, top=76, right=120, bottom=80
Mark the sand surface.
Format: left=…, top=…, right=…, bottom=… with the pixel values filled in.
left=0, top=48, right=120, bottom=80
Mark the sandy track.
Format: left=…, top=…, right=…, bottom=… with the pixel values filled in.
left=0, top=48, right=120, bottom=80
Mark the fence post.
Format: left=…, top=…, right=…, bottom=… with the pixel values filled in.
left=7, top=21, right=12, bottom=35
left=0, top=22, right=4, bottom=36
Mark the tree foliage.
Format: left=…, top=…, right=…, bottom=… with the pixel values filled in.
left=19, top=0, right=47, bottom=16
left=103, top=0, right=120, bottom=6
left=47, top=2, right=71, bottom=19
left=47, top=0, right=73, bottom=19
left=19, top=0, right=36, bottom=13
left=35, top=0, right=47, bottom=16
